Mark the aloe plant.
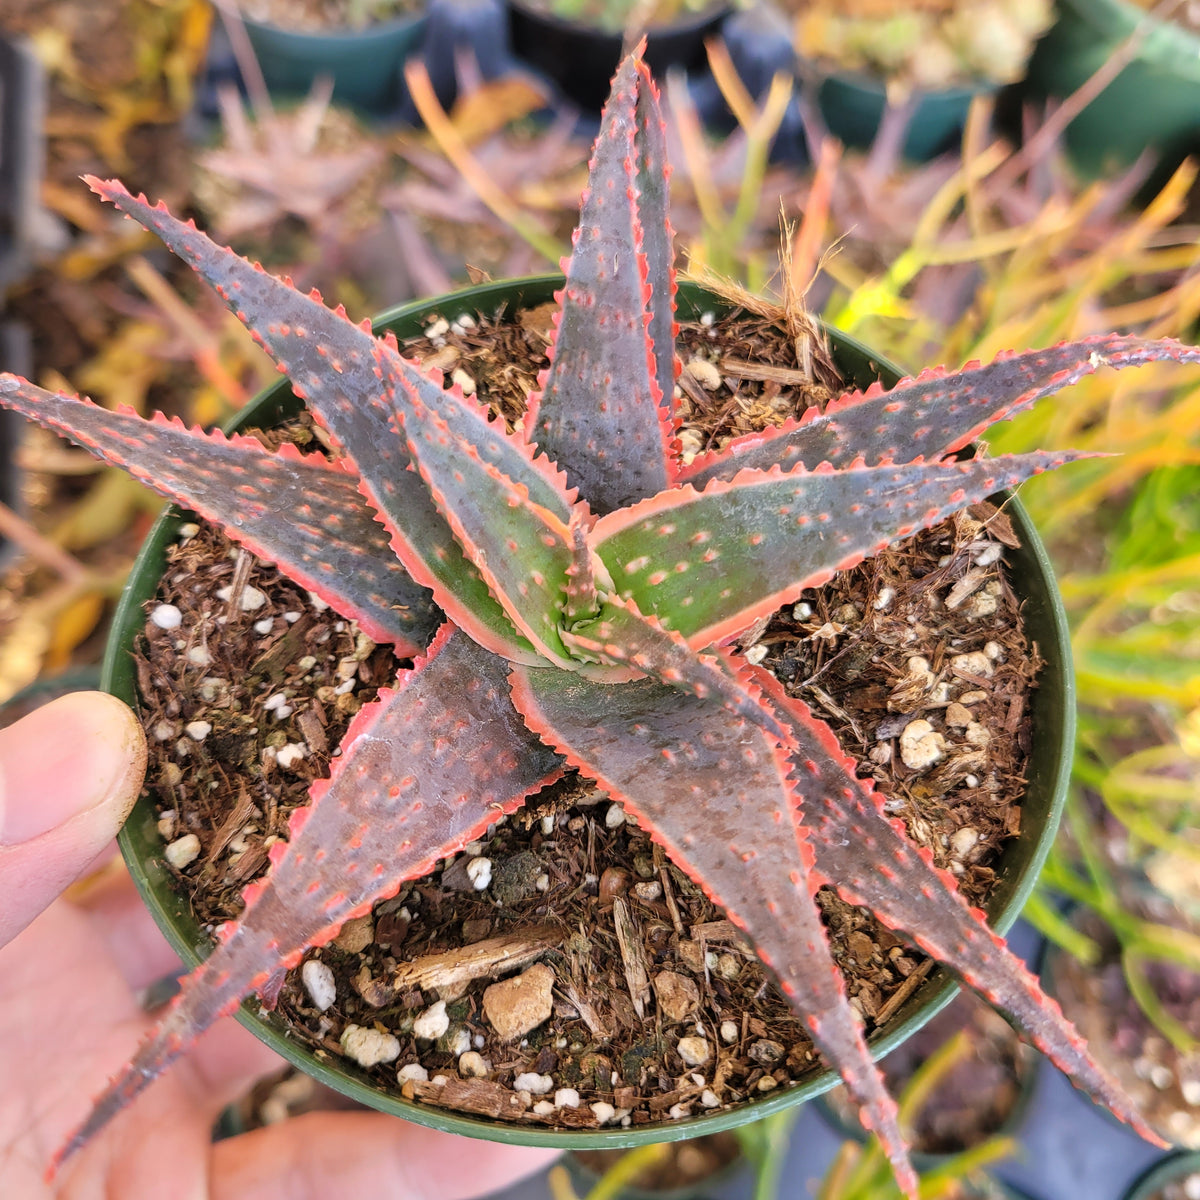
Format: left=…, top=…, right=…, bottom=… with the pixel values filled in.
left=1, top=49, right=1193, bottom=1197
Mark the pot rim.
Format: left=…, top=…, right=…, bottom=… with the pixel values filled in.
left=505, top=0, right=728, bottom=39
left=106, top=273, right=1075, bottom=1148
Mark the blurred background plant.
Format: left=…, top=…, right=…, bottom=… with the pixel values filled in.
left=546, top=1033, right=1019, bottom=1199
left=789, top=0, right=1055, bottom=97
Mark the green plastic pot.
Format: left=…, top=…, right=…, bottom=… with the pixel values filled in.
left=1122, top=1150, right=1200, bottom=1200
left=806, top=65, right=989, bottom=162
left=563, top=1132, right=746, bottom=1199
left=105, top=274, right=1075, bottom=1151
left=240, top=6, right=428, bottom=113
left=1025, top=0, right=1200, bottom=176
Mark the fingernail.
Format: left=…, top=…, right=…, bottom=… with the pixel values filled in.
left=0, top=691, right=147, bottom=846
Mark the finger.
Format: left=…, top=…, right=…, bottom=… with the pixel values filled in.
left=73, top=859, right=184, bottom=991
left=0, top=692, right=147, bottom=948
left=210, top=1111, right=561, bottom=1200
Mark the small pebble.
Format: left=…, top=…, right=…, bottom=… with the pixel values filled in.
left=872, top=587, right=895, bottom=611
left=253, top=617, right=274, bottom=635
left=677, top=1036, right=711, bottom=1067
left=185, top=720, right=212, bottom=742
left=513, top=1072, right=554, bottom=1095
left=684, top=356, right=722, bottom=390
left=700, top=1089, right=720, bottom=1108
left=720, top=1020, right=739, bottom=1044
left=164, top=833, right=201, bottom=870
left=668, top=1103, right=691, bottom=1120
left=535, top=874, right=550, bottom=892
left=633, top=880, right=662, bottom=903
left=178, top=522, right=200, bottom=539
left=899, top=719, right=945, bottom=770
left=151, top=603, right=183, bottom=630
left=793, top=601, right=812, bottom=620
left=413, top=1000, right=450, bottom=1040
left=604, top=803, right=626, bottom=829
left=756, top=1076, right=778, bottom=1092
left=458, top=1051, right=489, bottom=1078
left=301, top=959, right=336, bottom=1011
left=540, top=814, right=555, bottom=835
left=744, top=643, right=768, bottom=666
left=397, top=1063, right=429, bottom=1085
left=340, top=1024, right=400, bottom=1067
left=950, top=650, right=994, bottom=678
left=448, top=1028, right=471, bottom=1057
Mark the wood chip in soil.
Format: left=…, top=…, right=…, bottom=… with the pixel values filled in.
left=133, top=302, right=1042, bottom=1133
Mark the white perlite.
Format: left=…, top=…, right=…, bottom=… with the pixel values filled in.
left=185, top=720, right=212, bottom=742
left=466, top=856, right=493, bottom=891
left=301, top=959, right=336, bottom=1011
left=164, top=833, right=201, bottom=870
left=899, top=719, right=946, bottom=770
left=340, top=1024, right=400, bottom=1067
left=275, top=742, right=307, bottom=771
left=743, top=643, right=768, bottom=666
left=217, top=583, right=267, bottom=611
left=720, top=1020, right=739, bottom=1044
left=590, top=1102, right=616, bottom=1125
left=554, top=1087, right=581, bottom=1108
left=397, top=1063, right=429, bottom=1085
left=513, top=1072, right=554, bottom=1095
left=677, top=1036, right=711, bottom=1066
left=150, top=603, right=183, bottom=630
left=950, top=827, right=980, bottom=859
left=458, top=1051, right=489, bottom=1078
left=413, top=1000, right=450, bottom=1040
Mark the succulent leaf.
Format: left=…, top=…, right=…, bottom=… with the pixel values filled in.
left=680, top=335, right=1200, bottom=486
left=563, top=594, right=785, bottom=736
left=507, top=665, right=917, bottom=1198
left=526, top=55, right=674, bottom=515
left=87, top=176, right=529, bottom=663
left=376, top=344, right=587, bottom=663
left=0, top=376, right=438, bottom=652
left=752, top=667, right=1168, bottom=1149
left=630, top=57, right=679, bottom=419
left=594, top=450, right=1089, bottom=648
left=56, top=626, right=563, bottom=1170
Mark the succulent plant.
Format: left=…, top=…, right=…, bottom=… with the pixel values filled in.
left=794, top=0, right=1055, bottom=94
left=2, top=48, right=1194, bottom=1197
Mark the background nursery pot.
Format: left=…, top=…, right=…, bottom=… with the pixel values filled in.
left=1121, top=1150, right=1200, bottom=1200
left=505, top=0, right=728, bottom=112
left=1024, top=0, right=1200, bottom=177
left=234, top=3, right=428, bottom=113
left=104, top=274, right=1074, bottom=1151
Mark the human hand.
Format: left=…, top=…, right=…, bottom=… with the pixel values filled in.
left=0, top=691, right=559, bottom=1198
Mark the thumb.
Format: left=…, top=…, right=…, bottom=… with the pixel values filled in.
left=0, top=691, right=147, bottom=948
